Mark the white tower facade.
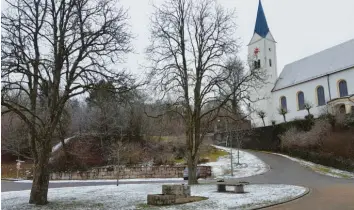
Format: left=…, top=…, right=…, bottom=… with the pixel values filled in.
left=248, top=0, right=278, bottom=126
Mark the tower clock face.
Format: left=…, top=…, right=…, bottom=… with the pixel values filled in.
left=254, top=47, right=260, bottom=55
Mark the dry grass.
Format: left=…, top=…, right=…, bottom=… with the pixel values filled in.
left=1, top=162, right=33, bottom=178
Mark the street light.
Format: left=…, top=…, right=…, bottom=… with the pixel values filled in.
left=116, top=126, right=123, bottom=186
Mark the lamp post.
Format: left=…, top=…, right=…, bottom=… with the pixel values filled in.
left=226, top=120, right=233, bottom=177
left=117, top=126, right=123, bottom=186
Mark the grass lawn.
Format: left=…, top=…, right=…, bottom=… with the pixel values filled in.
left=175, top=147, right=228, bottom=164
left=1, top=162, right=33, bottom=178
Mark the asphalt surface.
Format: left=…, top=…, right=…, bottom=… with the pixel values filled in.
left=234, top=151, right=354, bottom=210
left=231, top=151, right=354, bottom=187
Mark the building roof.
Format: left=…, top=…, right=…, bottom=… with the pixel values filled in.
left=254, top=0, right=270, bottom=38
left=273, top=39, right=354, bottom=91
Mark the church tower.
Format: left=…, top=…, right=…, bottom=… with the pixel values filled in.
left=248, top=0, right=278, bottom=126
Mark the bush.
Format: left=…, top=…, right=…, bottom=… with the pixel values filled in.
left=321, top=130, right=354, bottom=159
left=279, top=119, right=330, bottom=150
left=305, top=114, right=314, bottom=121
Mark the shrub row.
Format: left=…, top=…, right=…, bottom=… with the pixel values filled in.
left=282, top=148, right=354, bottom=172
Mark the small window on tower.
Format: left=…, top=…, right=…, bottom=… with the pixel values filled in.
left=257, top=59, right=261, bottom=68
left=269, top=48, right=271, bottom=51
left=269, top=59, right=272, bottom=67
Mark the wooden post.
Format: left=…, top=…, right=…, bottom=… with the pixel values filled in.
left=217, top=184, right=226, bottom=192
left=234, top=184, right=244, bottom=193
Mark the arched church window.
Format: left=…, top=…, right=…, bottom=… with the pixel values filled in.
left=297, top=91, right=305, bottom=110
left=269, top=59, right=272, bottom=67
left=338, top=80, right=348, bottom=97
left=280, top=96, right=287, bottom=111
left=316, top=86, right=325, bottom=106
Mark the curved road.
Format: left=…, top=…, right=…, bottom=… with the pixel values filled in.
left=235, top=151, right=354, bottom=210
left=2, top=151, right=354, bottom=209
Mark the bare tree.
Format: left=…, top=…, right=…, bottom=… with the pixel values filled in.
left=1, top=0, right=134, bottom=205
left=146, top=0, right=263, bottom=184
left=231, top=125, right=252, bottom=166
left=278, top=108, right=288, bottom=122
left=218, top=57, right=260, bottom=120
left=257, top=111, right=266, bottom=127
left=304, top=102, right=313, bottom=115
left=1, top=114, right=32, bottom=160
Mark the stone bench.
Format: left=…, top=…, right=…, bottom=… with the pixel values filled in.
left=217, top=183, right=244, bottom=193
left=147, top=184, right=191, bottom=206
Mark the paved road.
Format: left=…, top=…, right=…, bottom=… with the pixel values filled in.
left=233, top=151, right=354, bottom=210
left=233, top=151, right=354, bottom=187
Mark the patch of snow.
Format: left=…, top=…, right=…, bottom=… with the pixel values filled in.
left=274, top=153, right=354, bottom=179
left=15, top=178, right=184, bottom=184
left=52, top=136, right=76, bottom=153
left=200, top=145, right=269, bottom=179
left=1, top=183, right=307, bottom=210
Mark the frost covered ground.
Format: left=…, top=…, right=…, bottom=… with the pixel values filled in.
left=15, top=178, right=184, bottom=184
left=274, top=153, right=354, bottom=179
left=1, top=183, right=307, bottom=210
left=201, top=145, right=269, bottom=179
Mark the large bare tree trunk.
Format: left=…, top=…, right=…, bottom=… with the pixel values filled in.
left=29, top=140, right=51, bottom=205
left=187, top=152, right=198, bottom=185
left=186, top=117, right=201, bottom=185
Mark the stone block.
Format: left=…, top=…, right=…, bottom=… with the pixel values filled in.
left=162, top=185, right=191, bottom=198
left=147, top=194, right=176, bottom=206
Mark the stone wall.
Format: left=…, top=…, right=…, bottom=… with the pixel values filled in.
left=50, top=165, right=211, bottom=180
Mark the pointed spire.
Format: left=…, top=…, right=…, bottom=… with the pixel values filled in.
left=254, top=0, right=269, bottom=38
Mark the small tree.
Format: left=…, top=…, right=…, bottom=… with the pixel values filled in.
left=278, top=108, right=288, bottom=122
left=304, top=102, right=313, bottom=115
left=257, top=111, right=266, bottom=127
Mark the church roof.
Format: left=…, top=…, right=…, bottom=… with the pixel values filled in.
left=254, top=0, right=270, bottom=38
left=273, top=39, right=354, bottom=91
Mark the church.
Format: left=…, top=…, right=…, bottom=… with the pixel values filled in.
left=248, top=0, right=354, bottom=127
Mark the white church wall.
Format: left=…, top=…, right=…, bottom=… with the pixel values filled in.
left=270, top=68, right=354, bottom=124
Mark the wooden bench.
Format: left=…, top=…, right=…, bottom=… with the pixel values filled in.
left=216, top=183, right=244, bottom=193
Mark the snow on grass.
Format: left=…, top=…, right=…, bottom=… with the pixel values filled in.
left=1, top=183, right=307, bottom=210
left=15, top=178, right=185, bottom=184
left=52, top=136, right=76, bottom=153
left=274, top=153, right=354, bottom=179
left=201, top=145, right=269, bottom=179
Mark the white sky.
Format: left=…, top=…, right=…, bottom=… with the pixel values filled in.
left=118, top=0, right=354, bottom=77
left=2, top=0, right=354, bottom=78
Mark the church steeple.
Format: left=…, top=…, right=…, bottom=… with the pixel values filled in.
left=254, top=0, right=270, bottom=38
left=248, top=0, right=278, bottom=127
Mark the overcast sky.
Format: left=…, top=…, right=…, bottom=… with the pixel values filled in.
left=117, top=0, right=354, bottom=76
left=2, top=0, right=354, bottom=77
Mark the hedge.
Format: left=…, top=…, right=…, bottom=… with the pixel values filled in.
left=282, top=148, right=354, bottom=172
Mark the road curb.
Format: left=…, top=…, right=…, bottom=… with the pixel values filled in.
left=247, top=185, right=310, bottom=210
left=1, top=178, right=23, bottom=182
